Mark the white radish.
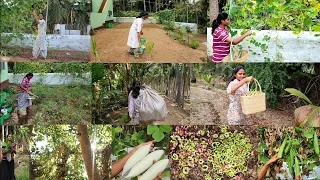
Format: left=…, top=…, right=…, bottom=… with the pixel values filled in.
left=125, top=150, right=165, bottom=178
left=139, top=159, right=169, bottom=180
left=122, top=144, right=151, bottom=177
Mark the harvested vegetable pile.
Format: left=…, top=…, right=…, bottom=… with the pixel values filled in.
left=258, top=127, right=320, bottom=179
left=170, top=125, right=258, bottom=179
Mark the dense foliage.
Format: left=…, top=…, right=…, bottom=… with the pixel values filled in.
left=30, top=125, right=112, bottom=179
left=92, top=63, right=190, bottom=124
left=259, top=127, right=320, bottom=178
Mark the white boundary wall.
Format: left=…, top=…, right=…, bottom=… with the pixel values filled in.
left=207, top=28, right=320, bottom=62
left=8, top=73, right=91, bottom=85
left=2, top=33, right=90, bottom=52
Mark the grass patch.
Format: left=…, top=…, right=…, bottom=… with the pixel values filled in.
left=16, top=166, right=29, bottom=180
left=32, top=84, right=92, bottom=125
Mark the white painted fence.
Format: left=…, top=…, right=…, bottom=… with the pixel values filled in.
left=113, top=17, right=198, bottom=32
left=2, top=33, right=90, bottom=52
left=8, top=73, right=91, bottom=85
left=113, top=17, right=157, bottom=24
left=207, top=28, right=320, bottom=62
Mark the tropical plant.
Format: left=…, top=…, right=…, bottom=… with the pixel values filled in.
left=285, top=88, right=320, bottom=127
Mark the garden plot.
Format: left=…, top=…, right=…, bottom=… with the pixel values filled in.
left=170, top=125, right=258, bottom=180
left=190, top=79, right=293, bottom=127
left=91, top=23, right=206, bottom=63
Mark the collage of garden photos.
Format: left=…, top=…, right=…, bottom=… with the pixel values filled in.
left=0, top=0, right=320, bottom=179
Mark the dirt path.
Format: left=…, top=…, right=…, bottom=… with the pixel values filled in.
left=1, top=48, right=90, bottom=62
left=190, top=82, right=293, bottom=127
left=91, top=23, right=206, bottom=63
left=153, top=97, right=189, bottom=125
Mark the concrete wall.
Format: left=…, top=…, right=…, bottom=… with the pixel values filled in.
left=9, top=73, right=91, bottom=86
left=0, top=63, right=8, bottom=83
left=2, top=33, right=90, bottom=52
left=174, top=22, right=198, bottom=33
left=113, top=17, right=157, bottom=24
left=207, top=28, right=320, bottom=62
left=91, top=0, right=113, bottom=29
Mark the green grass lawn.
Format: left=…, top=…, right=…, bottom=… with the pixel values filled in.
left=32, top=84, right=92, bottom=125
left=16, top=166, right=29, bottom=180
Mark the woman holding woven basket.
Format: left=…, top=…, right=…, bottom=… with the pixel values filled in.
left=226, top=66, right=254, bottom=124
left=212, top=13, right=252, bottom=63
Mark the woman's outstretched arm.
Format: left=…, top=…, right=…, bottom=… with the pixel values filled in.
left=32, top=10, right=39, bottom=24
left=226, top=30, right=252, bottom=45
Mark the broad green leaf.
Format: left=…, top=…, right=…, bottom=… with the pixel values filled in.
left=159, top=125, right=171, bottom=133
left=303, top=128, right=314, bottom=139
left=147, top=125, right=158, bottom=135
left=285, top=88, right=313, bottom=105
left=152, top=128, right=165, bottom=142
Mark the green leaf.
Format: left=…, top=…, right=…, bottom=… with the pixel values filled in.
left=259, top=154, right=270, bottom=165
left=303, top=128, right=314, bottom=139
left=258, top=143, right=268, bottom=153
left=161, top=170, right=171, bottom=178
left=285, top=88, right=313, bottom=105
left=159, top=125, right=171, bottom=133
left=147, top=125, right=158, bottom=135
left=152, top=128, right=165, bottom=142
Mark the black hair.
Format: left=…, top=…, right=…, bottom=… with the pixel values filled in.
left=25, top=72, right=33, bottom=78
left=212, top=13, right=229, bottom=34
left=230, top=65, right=245, bottom=83
left=131, top=81, right=141, bottom=99
left=137, top=11, right=149, bottom=18
left=40, top=13, right=45, bottom=19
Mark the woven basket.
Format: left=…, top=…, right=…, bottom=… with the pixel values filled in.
left=222, top=41, right=248, bottom=62
left=241, top=78, right=266, bottom=115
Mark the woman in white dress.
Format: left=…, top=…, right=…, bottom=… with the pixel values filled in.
left=127, top=11, right=149, bottom=55
left=32, top=10, right=47, bottom=59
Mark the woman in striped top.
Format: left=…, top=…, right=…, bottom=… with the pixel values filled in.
left=18, top=73, right=33, bottom=113
left=212, top=13, right=252, bottom=62
left=0, top=134, right=17, bottom=180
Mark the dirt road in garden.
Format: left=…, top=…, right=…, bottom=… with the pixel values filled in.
left=190, top=80, right=293, bottom=127
left=91, top=23, right=207, bottom=63
left=1, top=48, right=90, bottom=62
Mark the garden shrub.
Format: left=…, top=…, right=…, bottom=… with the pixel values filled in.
left=190, top=39, right=201, bottom=49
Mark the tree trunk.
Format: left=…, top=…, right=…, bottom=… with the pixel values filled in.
left=190, top=64, right=196, bottom=83
left=101, top=144, right=112, bottom=180
left=22, top=137, right=29, bottom=153
left=144, top=0, right=146, bottom=11
left=209, top=0, right=219, bottom=26
left=315, top=63, right=320, bottom=75
left=175, top=64, right=182, bottom=105
left=77, top=125, right=101, bottom=180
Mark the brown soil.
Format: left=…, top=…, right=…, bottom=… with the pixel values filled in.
left=1, top=47, right=90, bottom=62
left=190, top=79, right=293, bottom=127
left=91, top=23, right=207, bottom=63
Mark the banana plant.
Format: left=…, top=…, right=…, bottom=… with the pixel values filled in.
left=91, top=37, right=99, bottom=62
left=202, top=74, right=214, bottom=89
left=285, top=88, right=320, bottom=127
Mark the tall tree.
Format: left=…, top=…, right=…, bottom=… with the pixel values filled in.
left=209, top=0, right=219, bottom=26
left=77, top=125, right=101, bottom=180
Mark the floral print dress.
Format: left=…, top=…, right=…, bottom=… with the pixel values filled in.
left=128, top=91, right=143, bottom=123
left=227, top=79, right=249, bottom=125
left=32, top=19, right=47, bottom=58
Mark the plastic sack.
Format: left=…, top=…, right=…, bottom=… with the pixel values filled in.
left=139, top=86, right=168, bottom=121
